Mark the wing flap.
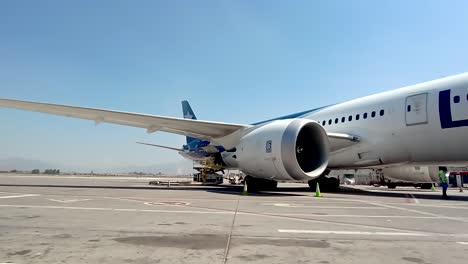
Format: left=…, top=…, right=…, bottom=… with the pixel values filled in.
left=136, top=142, right=183, bottom=151
left=0, top=98, right=249, bottom=140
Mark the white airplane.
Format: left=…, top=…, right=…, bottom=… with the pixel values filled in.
left=1, top=73, right=468, bottom=191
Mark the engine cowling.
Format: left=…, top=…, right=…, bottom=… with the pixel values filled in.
left=231, top=119, right=329, bottom=181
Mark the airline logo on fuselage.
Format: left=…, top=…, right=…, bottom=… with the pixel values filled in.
left=266, top=140, right=272, bottom=153
left=439, top=89, right=468, bottom=129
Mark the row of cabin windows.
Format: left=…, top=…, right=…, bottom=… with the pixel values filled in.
left=322, top=109, right=384, bottom=126
left=453, top=95, right=468, bottom=104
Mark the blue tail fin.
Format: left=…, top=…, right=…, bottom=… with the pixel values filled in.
left=182, top=100, right=200, bottom=145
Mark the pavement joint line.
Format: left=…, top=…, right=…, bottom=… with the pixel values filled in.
left=223, top=199, right=240, bottom=264
left=277, top=229, right=430, bottom=236
left=0, top=194, right=40, bottom=199
left=409, top=194, right=420, bottom=204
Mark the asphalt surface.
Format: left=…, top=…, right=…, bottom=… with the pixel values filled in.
left=0, top=174, right=468, bottom=264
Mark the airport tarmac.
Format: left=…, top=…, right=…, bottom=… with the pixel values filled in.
left=0, top=174, right=468, bottom=264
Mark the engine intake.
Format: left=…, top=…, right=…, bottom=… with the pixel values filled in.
left=234, top=119, right=329, bottom=181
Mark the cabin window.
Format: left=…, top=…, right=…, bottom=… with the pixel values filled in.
left=371, top=111, right=376, bottom=118
left=335, top=118, right=339, bottom=124
left=341, top=117, right=345, bottom=123
left=348, top=115, right=352, bottom=122
left=322, top=120, right=326, bottom=126
left=363, top=113, right=368, bottom=119
left=328, top=119, right=332, bottom=125
left=380, top=109, right=385, bottom=116
left=407, top=105, right=411, bottom=112
left=356, top=114, right=360, bottom=120
left=454, top=95, right=460, bottom=104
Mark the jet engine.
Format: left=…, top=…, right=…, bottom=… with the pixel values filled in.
left=230, top=119, right=329, bottom=181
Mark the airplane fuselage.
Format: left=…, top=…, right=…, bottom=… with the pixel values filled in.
left=306, top=74, right=468, bottom=169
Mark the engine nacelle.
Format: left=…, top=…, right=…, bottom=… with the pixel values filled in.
left=382, top=166, right=439, bottom=183
left=232, top=119, right=329, bottom=181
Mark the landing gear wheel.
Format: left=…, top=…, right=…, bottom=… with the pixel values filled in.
left=420, top=183, right=433, bottom=189
left=244, top=176, right=258, bottom=192
left=243, top=176, right=277, bottom=192
left=327, top=177, right=340, bottom=192
left=308, top=179, right=318, bottom=191
left=387, top=183, right=397, bottom=189
left=308, top=176, right=340, bottom=192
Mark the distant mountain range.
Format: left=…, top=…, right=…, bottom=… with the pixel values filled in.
left=0, top=157, right=193, bottom=175
left=0, top=157, right=58, bottom=171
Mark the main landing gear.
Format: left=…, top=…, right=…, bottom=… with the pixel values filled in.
left=308, top=176, right=340, bottom=192
left=243, top=176, right=278, bottom=192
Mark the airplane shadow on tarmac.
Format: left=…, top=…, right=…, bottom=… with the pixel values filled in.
left=0, top=183, right=305, bottom=197
left=0, top=183, right=466, bottom=200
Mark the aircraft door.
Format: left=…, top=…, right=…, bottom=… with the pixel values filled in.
left=405, top=93, right=428, bottom=126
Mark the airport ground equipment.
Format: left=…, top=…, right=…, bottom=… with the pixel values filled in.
left=192, top=158, right=223, bottom=184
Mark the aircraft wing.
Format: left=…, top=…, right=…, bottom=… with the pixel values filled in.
left=0, top=98, right=359, bottom=153
left=0, top=98, right=249, bottom=140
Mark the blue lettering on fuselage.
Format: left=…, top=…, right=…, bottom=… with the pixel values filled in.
left=439, top=89, right=468, bottom=129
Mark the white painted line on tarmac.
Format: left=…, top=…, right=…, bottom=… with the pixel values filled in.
left=457, top=242, right=468, bottom=245
left=362, top=200, right=468, bottom=223
left=277, top=214, right=439, bottom=219
left=0, top=194, right=40, bottom=199
left=0, top=204, right=234, bottom=214
left=406, top=204, right=468, bottom=210
left=268, top=203, right=386, bottom=209
left=48, top=199, right=91, bottom=203
left=278, top=229, right=429, bottom=236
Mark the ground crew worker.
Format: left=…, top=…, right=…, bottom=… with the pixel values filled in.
left=439, top=167, right=449, bottom=199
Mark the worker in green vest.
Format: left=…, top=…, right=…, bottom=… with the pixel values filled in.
left=439, top=167, right=449, bottom=199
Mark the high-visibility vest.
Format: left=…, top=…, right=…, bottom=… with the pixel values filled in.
left=439, top=170, right=448, bottom=184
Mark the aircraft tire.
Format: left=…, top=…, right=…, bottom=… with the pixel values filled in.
left=308, top=176, right=340, bottom=192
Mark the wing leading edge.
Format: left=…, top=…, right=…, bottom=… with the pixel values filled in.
left=0, top=98, right=249, bottom=141
left=0, top=98, right=360, bottom=153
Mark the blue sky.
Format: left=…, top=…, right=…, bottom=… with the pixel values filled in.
left=1, top=0, right=468, bottom=171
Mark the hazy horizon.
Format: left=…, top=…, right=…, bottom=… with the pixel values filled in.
left=0, top=156, right=193, bottom=175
